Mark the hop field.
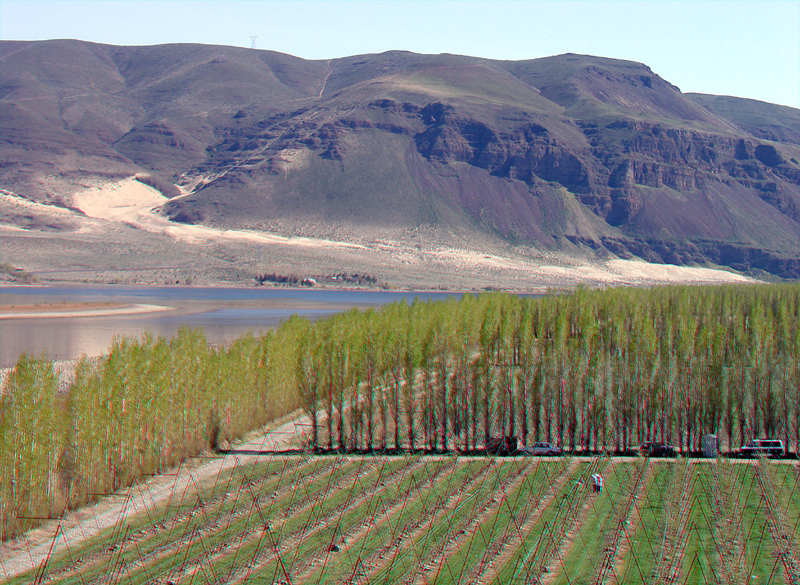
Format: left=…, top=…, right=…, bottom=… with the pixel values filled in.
left=4, top=454, right=798, bottom=584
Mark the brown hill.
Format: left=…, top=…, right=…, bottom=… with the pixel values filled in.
left=2, top=40, right=799, bottom=278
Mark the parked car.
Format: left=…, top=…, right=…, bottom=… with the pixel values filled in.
left=740, top=439, right=785, bottom=458
left=639, top=441, right=677, bottom=457
left=486, top=436, right=518, bottom=455
left=521, top=442, right=562, bottom=456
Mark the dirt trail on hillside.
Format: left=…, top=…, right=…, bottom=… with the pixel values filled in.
left=0, top=413, right=311, bottom=580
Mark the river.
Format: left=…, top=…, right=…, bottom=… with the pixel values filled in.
left=0, top=285, right=469, bottom=368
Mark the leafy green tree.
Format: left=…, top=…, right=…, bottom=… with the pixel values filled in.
left=295, top=320, right=322, bottom=449
left=402, top=308, right=421, bottom=450
left=0, top=354, right=65, bottom=538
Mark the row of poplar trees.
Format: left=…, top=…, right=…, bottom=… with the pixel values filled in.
left=2, top=283, right=799, bottom=540
left=293, top=284, right=800, bottom=456
left=0, top=328, right=299, bottom=540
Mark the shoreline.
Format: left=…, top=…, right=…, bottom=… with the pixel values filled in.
left=0, top=279, right=551, bottom=293
left=0, top=302, right=175, bottom=320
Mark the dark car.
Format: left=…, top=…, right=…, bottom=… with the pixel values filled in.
left=639, top=441, right=677, bottom=457
left=740, top=439, right=785, bottom=458
left=486, top=436, right=518, bottom=455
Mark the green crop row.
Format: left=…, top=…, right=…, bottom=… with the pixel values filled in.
left=394, top=459, right=531, bottom=585
left=430, top=459, right=569, bottom=585
left=154, top=457, right=386, bottom=584
left=489, top=461, right=597, bottom=583
left=682, top=462, right=777, bottom=583
left=773, top=464, right=800, bottom=551
left=329, top=458, right=496, bottom=585
left=549, top=459, right=648, bottom=585
left=11, top=457, right=369, bottom=584
left=295, top=457, right=477, bottom=584
left=245, top=461, right=474, bottom=582
left=24, top=457, right=321, bottom=583
left=7, top=458, right=794, bottom=584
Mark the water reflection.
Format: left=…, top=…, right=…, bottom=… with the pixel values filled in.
left=0, top=286, right=467, bottom=367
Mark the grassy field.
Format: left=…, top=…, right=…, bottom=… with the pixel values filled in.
left=4, top=456, right=799, bottom=585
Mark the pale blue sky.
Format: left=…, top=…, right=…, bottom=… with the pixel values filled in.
left=1, top=0, right=798, bottom=108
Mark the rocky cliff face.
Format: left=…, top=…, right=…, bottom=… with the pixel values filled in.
left=2, top=42, right=799, bottom=277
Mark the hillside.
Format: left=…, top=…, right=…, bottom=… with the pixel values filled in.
left=2, top=40, right=799, bottom=281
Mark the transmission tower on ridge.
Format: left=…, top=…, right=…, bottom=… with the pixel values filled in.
left=250, top=36, right=257, bottom=49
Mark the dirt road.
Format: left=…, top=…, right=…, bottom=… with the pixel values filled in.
left=0, top=413, right=311, bottom=579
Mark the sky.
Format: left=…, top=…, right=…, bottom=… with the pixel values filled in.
left=1, top=0, right=798, bottom=108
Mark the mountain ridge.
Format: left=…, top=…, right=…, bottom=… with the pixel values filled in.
left=2, top=40, right=799, bottom=279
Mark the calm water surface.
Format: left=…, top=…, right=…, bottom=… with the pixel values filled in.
left=0, top=286, right=467, bottom=368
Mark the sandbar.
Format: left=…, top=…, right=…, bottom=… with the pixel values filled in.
left=0, top=302, right=174, bottom=320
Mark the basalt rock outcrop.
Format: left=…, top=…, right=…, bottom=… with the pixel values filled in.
left=2, top=41, right=799, bottom=277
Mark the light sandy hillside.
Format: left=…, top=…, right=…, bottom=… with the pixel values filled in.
left=1, top=177, right=756, bottom=290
